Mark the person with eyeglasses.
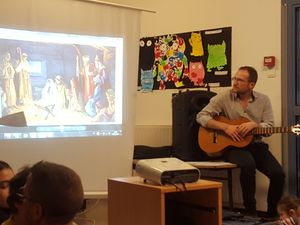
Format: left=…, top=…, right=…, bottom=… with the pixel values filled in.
left=17, top=161, right=84, bottom=225
left=0, top=161, right=14, bottom=224
left=196, top=66, right=285, bottom=221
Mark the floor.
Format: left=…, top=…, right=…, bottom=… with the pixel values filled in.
left=75, top=199, right=107, bottom=225
left=222, top=210, right=277, bottom=225
left=78, top=199, right=278, bottom=225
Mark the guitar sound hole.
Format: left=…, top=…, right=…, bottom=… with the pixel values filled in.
left=213, top=131, right=217, bottom=143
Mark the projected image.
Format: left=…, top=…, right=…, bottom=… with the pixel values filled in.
left=0, top=28, right=123, bottom=139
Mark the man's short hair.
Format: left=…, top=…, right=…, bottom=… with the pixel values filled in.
left=238, top=66, right=258, bottom=84
left=27, top=161, right=84, bottom=224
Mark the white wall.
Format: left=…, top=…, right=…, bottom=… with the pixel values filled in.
left=108, top=1, right=282, bottom=120
left=106, top=0, right=282, bottom=213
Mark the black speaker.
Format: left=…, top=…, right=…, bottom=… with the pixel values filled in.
left=172, top=90, right=216, bottom=161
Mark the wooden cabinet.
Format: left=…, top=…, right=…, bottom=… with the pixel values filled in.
left=108, top=176, right=222, bottom=225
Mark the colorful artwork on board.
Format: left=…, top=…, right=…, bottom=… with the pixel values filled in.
left=138, top=27, right=231, bottom=91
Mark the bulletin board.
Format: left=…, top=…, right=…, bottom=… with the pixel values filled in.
left=138, top=27, right=232, bottom=91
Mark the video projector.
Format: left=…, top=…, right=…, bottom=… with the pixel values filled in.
left=135, top=157, right=200, bottom=185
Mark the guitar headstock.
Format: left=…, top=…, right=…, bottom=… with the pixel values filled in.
left=292, top=124, right=300, bottom=135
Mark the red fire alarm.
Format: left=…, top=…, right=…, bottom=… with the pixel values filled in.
left=264, top=56, right=276, bottom=69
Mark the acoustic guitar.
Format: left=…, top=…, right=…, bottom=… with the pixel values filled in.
left=198, top=116, right=300, bottom=154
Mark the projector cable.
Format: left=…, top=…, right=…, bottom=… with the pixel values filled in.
left=166, top=179, right=187, bottom=192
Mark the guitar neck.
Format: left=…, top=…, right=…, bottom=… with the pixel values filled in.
left=198, top=117, right=300, bottom=154
left=251, top=126, right=292, bottom=135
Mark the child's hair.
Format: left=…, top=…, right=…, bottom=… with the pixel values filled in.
left=0, top=161, right=12, bottom=171
left=278, top=195, right=300, bottom=215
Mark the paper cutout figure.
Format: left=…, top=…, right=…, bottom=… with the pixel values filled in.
left=189, top=32, right=204, bottom=56
left=206, top=40, right=227, bottom=72
left=189, top=61, right=205, bottom=86
left=152, top=35, right=189, bottom=89
left=141, top=69, right=154, bottom=92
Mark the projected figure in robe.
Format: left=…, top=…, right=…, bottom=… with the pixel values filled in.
left=85, top=55, right=109, bottom=117
left=41, top=79, right=56, bottom=104
left=37, top=76, right=68, bottom=120
left=15, top=49, right=32, bottom=105
left=0, top=88, right=6, bottom=117
left=68, top=78, right=81, bottom=112
left=82, top=55, right=95, bottom=104
left=1, top=53, right=16, bottom=110
left=54, top=75, right=68, bottom=110
left=93, top=88, right=115, bottom=122
left=93, top=55, right=109, bottom=108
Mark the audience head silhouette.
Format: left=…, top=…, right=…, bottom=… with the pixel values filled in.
left=21, top=161, right=84, bottom=225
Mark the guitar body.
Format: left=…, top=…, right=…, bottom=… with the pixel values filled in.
left=198, top=116, right=253, bottom=153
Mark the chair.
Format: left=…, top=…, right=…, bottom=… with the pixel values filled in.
left=186, top=161, right=238, bottom=211
left=132, top=145, right=172, bottom=170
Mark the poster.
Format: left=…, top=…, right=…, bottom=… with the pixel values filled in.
left=138, top=27, right=231, bottom=91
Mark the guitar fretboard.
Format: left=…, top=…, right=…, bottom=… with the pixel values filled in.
left=251, top=127, right=292, bottom=135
